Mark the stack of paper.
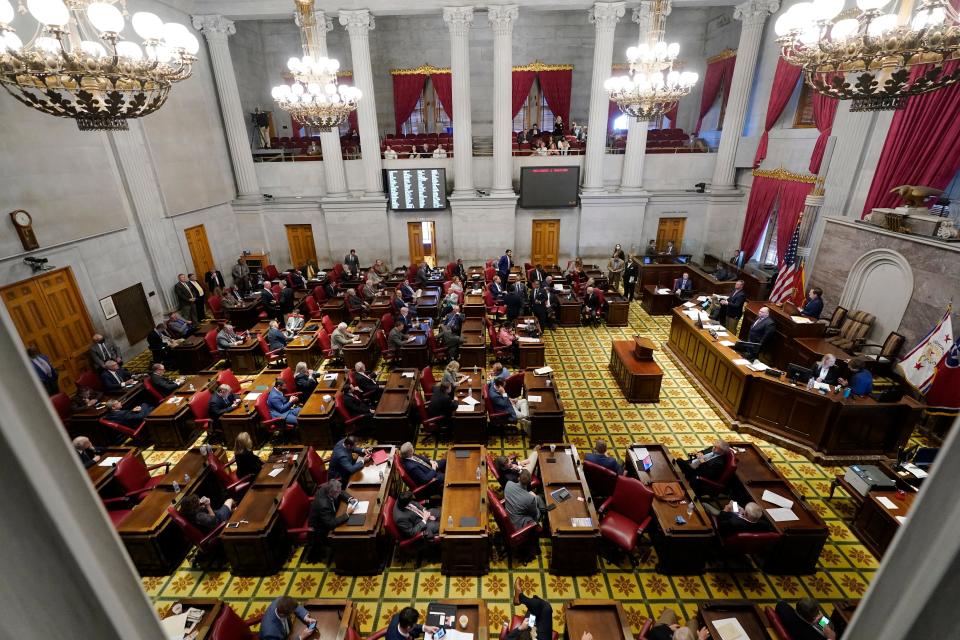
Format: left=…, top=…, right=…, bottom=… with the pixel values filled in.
left=790, top=315, right=813, bottom=324
left=697, top=295, right=710, bottom=302
left=732, top=358, right=751, bottom=366
left=682, top=301, right=696, bottom=308
left=712, top=617, right=749, bottom=640
left=877, top=496, right=898, bottom=510
left=517, top=336, right=539, bottom=343
left=358, top=463, right=387, bottom=484
left=553, top=283, right=564, bottom=291
left=402, top=371, right=416, bottom=378
left=719, top=340, right=736, bottom=347
left=98, top=456, right=123, bottom=467
left=267, top=467, right=285, bottom=478
left=323, top=373, right=338, bottom=381
left=534, top=366, right=553, bottom=375
left=461, top=395, right=479, bottom=406
left=456, top=404, right=474, bottom=413
left=528, top=395, right=542, bottom=403
left=243, top=392, right=261, bottom=401
left=761, top=489, right=794, bottom=509
left=657, top=288, right=672, bottom=295
left=766, top=508, right=799, bottom=522
left=353, top=500, right=370, bottom=514
left=570, top=517, right=593, bottom=527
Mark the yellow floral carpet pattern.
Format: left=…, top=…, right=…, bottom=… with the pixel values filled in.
left=139, top=303, right=894, bottom=636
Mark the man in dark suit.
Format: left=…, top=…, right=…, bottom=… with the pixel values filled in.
left=676, top=439, right=730, bottom=485
left=343, top=384, right=375, bottom=419
left=498, top=249, right=513, bottom=283
left=277, top=281, right=296, bottom=315
left=584, top=439, right=622, bottom=474
left=385, top=607, right=439, bottom=640
left=343, top=249, right=360, bottom=278
left=104, top=399, right=153, bottom=427
left=623, top=256, right=640, bottom=301
left=714, top=501, right=771, bottom=537
left=388, top=323, right=409, bottom=354
left=101, top=360, right=134, bottom=391
left=437, top=323, right=465, bottom=361
left=287, top=269, right=307, bottom=290
left=345, top=288, right=367, bottom=316
left=208, top=384, right=239, bottom=437
left=504, top=288, right=525, bottom=322
left=528, top=263, right=546, bottom=284
left=740, top=305, right=776, bottom=360
left=352, top=362, right=383, bottom=403
left=674, top=272, right=694, bottom=297
left=27, top=347, right=58, bottom=395
left=775, top=598, right=836, bottom=640
left=415, top=261, right=430, bottom=288
left=307, top=478, right=355, bottom=560
left=392, top=491, right=440, bottom=539
left=174, top=273, right=198, bottom=323
left=259, top=596, right=316, bottom=640
left=399, top=441, right=446, bottom=486
left=442, top=305, right=464, bottom=333
left=720, top=280, right=747, bottom=332
left=146, top=324, right=178, bottom=366
left=329, top=436, right=368, bottom=481
left=89, top=334, right=122, bottom=371
left=489, top=275, right=505, bottom=301
left=801, top=287, right=824, bottom=319
left=427, top=382, right=457, bottom=431
left=454, top=258, right=468, bottom=283
left=72, top=436, right=103, bottom=469
left=581, top=286, right=601, bottom=324
left=148, top=363, right=181, bottom=396
left=260, top=281, right=282, bottom=322
left=265, top=320, right=290, bottom=352
left=205, top=267, right=225, bottom=292
left=530, top=280, right=556, bottom=330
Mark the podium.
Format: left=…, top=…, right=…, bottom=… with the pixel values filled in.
left=609, top=336, right=663, bottom=403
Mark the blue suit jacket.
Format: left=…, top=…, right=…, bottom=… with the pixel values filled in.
left=266, top=327, right=289, bottom=351
left=402, top=455, right=438, bottom=486
left=267, top=387, right=295, bottom=418
left=101, top=368, right=132, bottom=391
left=400, top=282, right=416, bottom=301
left=386, top=614, right=424, bottom=640
left=259, top=601, right=310, bottom=640
left=31, top=355, right=57, bottom=385
left=676, top=277, right=693, bottom=291
left=585, top=452, right=623, bottom=475
left=329, top=439, right=365, bottom=480
left=490, top=282, right=504, bottom=299
left=850, top=370, right=874, bottom=397
left=487, top=382, right=517, bottom=419
left=498, top=254, right=511, bottom=275
left=801, top=296, right=824, bottom=319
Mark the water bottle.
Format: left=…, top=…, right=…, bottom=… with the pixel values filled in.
left=476, top=465, right=481, bottom=480
left=806, top=377, right=815, bottom=390
left=686, top=500, right=695, bottom=517
left=183, top=473, right=190, bottom=484
left=378, top=468, right=384, bottom=481
left=172, top=480, right=180, bottom=493
left=447, top=514, right=453, bottom=527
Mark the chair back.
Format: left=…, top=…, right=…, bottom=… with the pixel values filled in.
left=166, top=505, right=210, bottom=547
left=608, top=475, right=655, bottom=523
left=382, top=495, right=404, bottom=540
left=279, top=367, right=296, bottom=392
left=271, top=283, right=281, bottom=297
left=334, top=391, right=355, bottom=422
left=421, top=366, right=437, bottom=394
left=380, top=312, right=395, bottom=334
left=257, top=334, right=272, bottom=356
left=76, top=369, right=102, bottom=392
left=413, top=389, right=430, bottom=422
left=264, top=264, right=281, bottom=280
left=207, top=295, right=224, bottom=318
left=375, top=329, right=389, bottom=353
left=210, top=604, right=255, bottom=640
left=304, top=296, right=321, bottom=318
left=583, top=460, right=619, bottom=499
left=830, top=310, right=875, bottom=350
left=487, top=488, right=517, bottom=536
left=880, top=331, right=906, bottom=359
left=189, top=389, right=212, bottom=421
left=206, top=450, right=239, bottom=488
left=217, top=369, right=242, bottom=393
left=720, top=528, right=782, bottom=555
left=205, top=329, right=219, bottom=355
left=716, top=450, right=738, bottom=487
left=278, top=482, right=311, bottom=529
left=322, top=315, right=336, bottom=335
left=255, top=390, right=273, bottom=422
left=486, top=454, right=501, bottom=485
left=50, top=392, right=72, bottom=422
left=484, top=267, right=495, bottom=283
left=764, top=607, right=794, bottom=640
left=142, top=377, right=166, bottom=403
left=394, top=452, right=423, bottom=491
left=503, top=372, right=524, bottom=398
left=305, top=446, right=328, bottom=485
left=827, top=305, right=848, bottom=330
left=114, top=455, right=151, bottom=494
left=318, top=329, right=333, bottom=353
left=313, top=285, right=328, bottom=303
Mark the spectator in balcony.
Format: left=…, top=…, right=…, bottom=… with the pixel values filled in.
left=528, top=123, right=540, bottom=140
left=553, top=115, right=564, bottom=137
left=534, top=141, right=549, bottom=156
left=383, top=145, right=398, bottom=159
left=571, top=120, right=583, bottom=140
left=432, top=145, right=448, bottom=158
left=547, top=142, right=559, bottom=156
left=558, top=138, right=570, bottom=155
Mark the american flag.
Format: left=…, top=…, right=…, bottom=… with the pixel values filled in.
left=769, top=216, right=805, bottom=305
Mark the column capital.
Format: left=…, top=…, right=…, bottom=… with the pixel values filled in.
left=589, top=2, right=625, bottom=30
left=295, top=8, right=334, bottom=33
left=487, top=5, right=518, bottom=35
left=191, top=14, right=235, bottom=39
left=443, top=6, right=475, bottom=36
left=632, top=0, right=669, bottom=27
left=733, top=0, right=779, bottom=25
left=339, top=9, right=375, bottom=35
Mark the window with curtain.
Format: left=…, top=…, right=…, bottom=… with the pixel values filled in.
left=792, top=82, right=816, bottom=128
left=512, top=79, right=555, bottom=132
left=399, top=78, right=451, bottom=134
left=402, top=95, right=426, bottom=134
left=752, top=210, right=780, bottom=266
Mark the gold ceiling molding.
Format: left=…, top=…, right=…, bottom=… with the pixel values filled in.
left=390, top=64, right=451, bottom=75
left=752, top=166, right=817, bottom=184
left=706, top=48, right=737, bottom=64
left=512, top=61, right=574, bottom=72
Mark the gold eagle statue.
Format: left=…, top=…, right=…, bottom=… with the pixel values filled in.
left=890, top=185, right=944, bottom=208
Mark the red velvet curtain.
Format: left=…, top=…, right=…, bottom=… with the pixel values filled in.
left=809, top=88, right=838, bottom=173
left=695, top=55, right=736, bottom=133
left=539, top=69, right=572, bottom=126
left=431, top=73, right=454, bottom=122
left=754, top=58, right=803, bottom=167
left=861, top=61, right=960, bottom=217
left=392, top=74, right=426, bottom=135
left=608, top=100, right=620, bottom=131
left=512, top=71, right=536, bottom=119
left=740, top=175, right=780, bottom=257
left=665, top=103, right=679, bottom=127
left=775, top=180, right=814, bottom=264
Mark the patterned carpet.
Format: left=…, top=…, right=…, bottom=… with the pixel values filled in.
left=133, top=301, right=917, bottom=636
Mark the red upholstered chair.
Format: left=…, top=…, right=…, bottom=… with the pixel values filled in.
left=484, top=267, right=496, bottom=283
left=445, top=262, right=457, bottom=279
left=503, top=372, right=524, bottom=398
left=142, top=377, right=167, bottom=403
left=427, top=331, right=448, bottom=363
left=316, top=329, right=338, bottom=361
left=207, top=295, right=225, bottom=320
left=380, top=312, right=395, bottom=335
left=413, top=390, right=445, bottom=441
left=99, top=415, right=148, bottom=442
left=217, top=369, right=243, bottom=393
left=710, top=512, right=782, bottom=558
left=304, top=295, right=323, bottom=319
left=166, top=505, right=227, bottom=569
left=599, top=475, right=655, bottom=557
left=499, top=615, right=559, bottom=640
left=257, top=334, right=285, bottom=368
left=110, top=454, right=170, bottom=502
left=765, top=606, right=794, bottom=640
left=312, top=285, right=328, bottom=304
left=50, top=392, right=72, bottom=427
left=321, top=315, right=336, bottom=335
left=278, top=481, right=312, bottom=544
left=205, top=450, right=253, bottom=498
left=335, top=391, right=368, bottom=434
left=204, top=329, right=220, bottom=357
left=583, top=459, right=619, bottom=502
left=486, top=453, right=501, bottom=487
left=210, top=605, right=258, bottom=640
left=375, top=329, right=398, bottom=367
left=348, top=370, right=378, bottom=403
left=487, top=488, right=541, bottom=560
left=483, top=289, right=505, bottom=319
left=254, top=390, right=294, bottom=436
left=483, top=382, right=517, bottom=433
left=76, top=369, right=103, bottom=392
left=382, top=495, right=439, bottom=564
left=395, top=452, right=441, bottom=498
left=104, top=504, right=133, bottom=527
left=634, top=620, right=655, bottom=640
left=305, top=446, right=329, bottom=486
left=488, top=325, right=513, bottom=363
left=188, top=389, right=214, bottom=437
left=278, top=367, right=301, bottom=401
left=420, top=366, right=437, bottom=401
left=265, top=264, right=281, bottom=280
left=693, top=450, right=737, bottom=497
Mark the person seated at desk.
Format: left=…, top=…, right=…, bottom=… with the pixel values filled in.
left=388, top=323, right=411, bottom=354
left=259, top=596, right=318, bottom=640
left=673, top=272, right=694, bottom=297
left=396, top=305, right=415, bottom=331
left=663, top=240, right=676, bottom=256
left=344, top=384, right=375, bottom=420
left=437, top=323, right=465, bottom=361
left=838, top=356, right=873, bottom=397
left=392, top=288, right=412, bottom=316
left=504, top=469, right=545, bottom=532
left=442, top=305, right=464, bottom=333
left=331, top=322, right=357, bottom=357
left=209, top=384, right=240, bottom=439
left=268, top=378, right=301, bottom=426
left=364, top=270, right=382, bottom=298
left=104, top=399, right=154, bottom=428
left=736, top=306, right=775, bottom=360
left=232, top=431, right=263, bottom=479
left=73, top=436, right=102, bottom=468
left=345, top=288, right=368, bottom=316
left=101, top=360, right=135, bottom=391
left=148, top=363, right=182, bottom=397
left=585, top=439, right=623, bottom=474
left=497, top=323, right=521, bottom=361
left=165, top=312, right=194, bottom=338
left=581, top=286, right=602, bottom=324
left=306, top=478, right=356, bottom=561
left=89, top=333, right=122, bottom=371
left=441, top=361, right=470, bottom=389
left=294, top=361, right=322, bottom=396
left=71, top=385, right=103, bottom=411
left=490, top=275, right=505, bottom=301
left=372, top=259, right=390, bottom=278
left=321, top=276, right=338, bottom=300
left=329, top=435, right=369, bottom=481
left=712, top=264, right=735, bottom=281
left=178, top=494, right=235, bottom=532
left=146, top=324, right=180, bottom=367
left=393, top=491, right=441, bottom=540
left=493, top=453, right=537, bottom=488
left=800, top=287, right=824, bottom=319
left=385, top=606, right=440, bottom=640
left=676, top=439, right=730, bottom=485
left=708, top=500, right=772, bottom=537
left=287, top=268, right=307, bottom=290
left=265, top=320, right=291, bottom=353
left=719, top=280, right=747, bottom=332
left=427, top=381, right=457, bottom=431
left=414, top=261, right=431, bottom=288
left=790, top=353, right=840, bottom=386
left=217, top=323, right=243, bottom=352
left=399, top=441, right=446, bottom=486
left=491, top=362, right=511, bottom=383
left=775, top=598, right=837, bottom=640
left=645, top=608, right=711, bottom=640
left=347, top=361, right=380, bottom=402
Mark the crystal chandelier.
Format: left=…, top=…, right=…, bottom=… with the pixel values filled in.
left=604, top=0, right=698, bottom=121
left=776, top=0, right=960, bottom=111
left=271, top=0, right=360, bottom=132
left=0, top=0, right=198, bottom=131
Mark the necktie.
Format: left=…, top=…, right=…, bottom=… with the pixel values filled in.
left=112, top=371, right=122, bottom=385
left=100, top=343, right=108, bottom=359
left=753, top=318, right=762, bottom=329
left=34, top=357, right=51, bottom=376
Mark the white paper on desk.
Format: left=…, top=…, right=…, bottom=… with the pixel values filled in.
left=353, top=500, right=370, bottom=514
left=98, top=456, right=123, bottom=467
left=634, top=447, right=649, bottom=460
left=790, top=315, right=813, bottom=324
left=682, top=301, right=696, bottom=308
left=697, top=295, right=710, bottom=302
left=902, top=462, right=928, bottom=479
left=762, top=490, right=794, bottom=509
left=461, top=395, right=480, bottom=406
left=161, top=613, right=189, bottom=640
left=766, top=507, right=799, bottom=522
left=534, top=366, right=553, bottom=375
left=426, top=631, right=473, bottom=640
left=712, top=617, right=749, bottom=640
left=323, top=373, right=338, bottom=381
left=456, top=404, right=475, bottom=413
left=553, top=283, right=564, bottom=291
left=747, top=361, right=769, bottom=372
left=720, top=340, right=736, bottom=347
left=166, top=396, right=182, bottom=404
left=516, top=336, right=539, bottom=343
left=243, top=392, right=261, bottom=401
left=813, top=381, right=832, bottom=392
left=268, top=467, right=284, bottom=478
left=528, top=395, right=542, bottom=403
left=657, top=288, right=672, bottom=295
left=402, top=371, right=415, bottom=378
left=877, top=496, right=898, bottom=510
left=732, top=358, right=751, bottom=366
left=896, top=515, right=908, bottom=524
left=358, top=463, right=387, bottom=484
left=715, top=331, right=728, bottom=337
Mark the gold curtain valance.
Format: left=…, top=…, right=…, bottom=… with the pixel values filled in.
left=752, top=166, right=818, bottom=184
left=390, top=64, right=451, bottom=75
left=706, top=48, right=737, bottom=64
left=512, top=61, right=574, bottom=72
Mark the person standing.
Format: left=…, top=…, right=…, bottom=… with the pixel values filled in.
left=607, top=254, right=624, bottom=293
left=187, top=273, right=206, bottom=322
left=27, top=346, right=58, bottom=395
left=231, top=257, right=250, bottom=293
left=174, top=273, right=198, bottom=324
left=205, top=267, right=225, bottom=292
left=623, top=256, right=639, bottom=301
left=89, top=334, right=122, bottom=371
left=719, top=280, right=747, bottom=332
left=343, top=249, right=360, bottom=278
left=498, top=249, right=514, bottom=284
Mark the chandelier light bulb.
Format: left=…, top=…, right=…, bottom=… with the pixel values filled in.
left=116, top=40, right=143, bottom=60
left=667, top=42, right=680, bottom=57
left=856, top=0, right=890, bottom=11
left=181, top=32, right=199, bottom=55
left=912, top=7, right=947, bottom=30
left=307, top=82, right=320, bottom=95
left=830, top=18, right=860, bottom=40
left=162, top=22, right=191, bottom=50
left=799, top=26, right=821, bottom=44
left=80, top=39, right=108, bottom=58
left=328, top=58, right=340, bottom=72
left=27, top=0, right=70, bottom=27
left=3, top=30, right=22, bottom=51
left=301, top=93, right=313, bottom=104
left=291, top=82, right=304, bottom=96
left=132, top=12, right=164, bottom=40
left=774, top=11, right=796, bottom=36
left=667, top=70, right=680, bottom=85
left=867, top=13, right=899, bottom=37
left=147, top=43, right=172, bottom=63
left=0, top=0, right=14, bottom=24
left=625, top=46, right=639, bottom=60
left=681, top=71, right=698, bottom=85
left=788, top=2, right=816, bottom=28
left=287, top=56, right=301, bottom=72
left=34, top=35, right=61, bottom=53
left=86, top=3, right=124, bottom=34
left=810, top=0, right=844, bottom=21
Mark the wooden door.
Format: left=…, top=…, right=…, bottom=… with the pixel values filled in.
left=408, top=222, right=426, bottom=266
left=286, top=224, right=318, bottom=269
left=112, top=283, right=153, bottom=346
left=423, top=221, right=436, bottom=267
left=1, top=267, right=95, bottom=394
left=531, top=219, right=560, bottom=266
left=184, top=224, right=215, bottom=285
left=656, top=217, right=686, bottom=253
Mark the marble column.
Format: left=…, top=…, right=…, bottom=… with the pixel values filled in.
left=582, top=2, right=625, bottom=193
left=304, top=9, right=348, bottom=197
left=192, top=15, right=261, bottom=199
left=489, top=5, right=518, bottom=196
left=444, top=6, right=475, bottom=196
left=619, top=3, right=655, bottom=194
left=709, top=0, right=779, bottom=191
left=339, top=10, right=382, bottom=197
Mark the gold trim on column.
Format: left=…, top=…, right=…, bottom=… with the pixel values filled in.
left=706, top=48, right=737, bottom=64
left=752, top=166, right=818, bottom=184
left=512, top=60, right=575, bottom=72
left=389, top=64, right=452, bottom=75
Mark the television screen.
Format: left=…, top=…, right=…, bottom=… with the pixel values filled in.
left=385, top=168, right=448, bottom=210
left=519, top=166, right=580, bottom=208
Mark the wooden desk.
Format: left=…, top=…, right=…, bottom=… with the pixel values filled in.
left=399, top=321, right=431, bottom=370
left=161, top=599, right=223, bottom=640
left=698, top=601, right=772, bottom=640
left=298, top=372, right=345, bottom=449
left=144, top=394, right=196, bottom=449
left=641, top=284, right=679, bottom=316
left=605, top=293, right=630, bottom=326
left=639, top=262, right=736, bottom=298
left=459, top=317, right=486, bottom=369
left=702, top=253, right=772, bottom=301
left=373, top=369, right=417, bottom=444
left=609, top=340, right=663, bottom=403
left=564, top=600, right=634, bottom=640
left=416, top=292, right=440, bottom=319
left=220, top=371, right=279, bottom=449
left=558, top=292, right=582, bottom=327
left=225, top=337, right=262, bottom=374
left=425, top=600, right=489, bottom=640
left=330, top=445, right=396, bottom=575
left=284, top=331, right=321, bottom=370
left=464, top=294, right=486, bottom=318
left=525, top=371, right=564, bottom=445
left=322, top=297, right=346, bottom=324
left=288, top=600, right=357, bottom=640
left=439, top=445, right=490, bottom=575
left=369, top=294, right=394, bottom=319
left=222, top=446, right=309, bottom=575
left=830, top=600, right=859, bottom=638
left=538, top=444, right=599, bottom=575
left=852, top=489, right=915, bottom=558
left=70, top=383, right=147, bottom=446
left=515, top=317, right=545, bottom=370
left=740, top=301, right=827, bottom=370
left=452, top=369, right=486, bottom=443
left=223, top=298, right=261, bottom=330
left=342, top=318, right=380, bottom=370
left=176, top=374, right=215, bottom=393
left=626, top=443, right=713, bottom=574
left=87, top=446, right=139, bottom=497
left=170, top=335, right=213, bottom=373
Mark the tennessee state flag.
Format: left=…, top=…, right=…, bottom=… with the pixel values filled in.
left=925, top=334, right=960, bottom=417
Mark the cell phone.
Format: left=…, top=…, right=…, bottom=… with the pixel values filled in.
left=348, top=497, right=359, bottom=506
left=528, top=614, right=536, bottom=626
left=226, top=522, right=240, bottom=528
left=433, top=629, right=446, bottom=639
left=817, top=615, right=830, bottom=629
left=675, top=515, right=687, bottom=525
left=306, top=621, right=317, bottom=632
left=731, top=501, right=740, bottom=514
